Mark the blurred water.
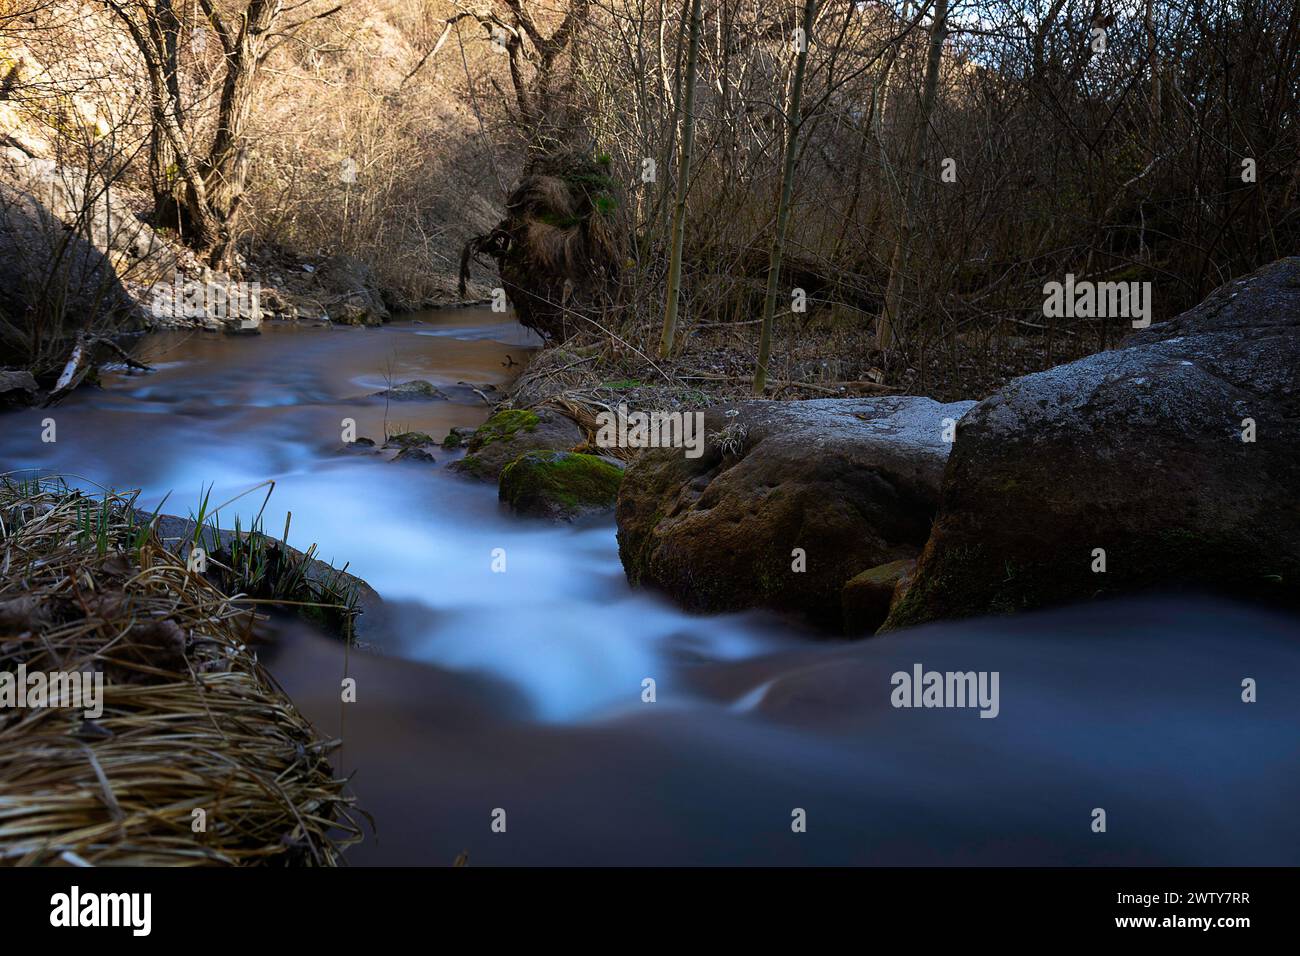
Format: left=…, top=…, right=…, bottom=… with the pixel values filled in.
left=1, top=314, right=796, bottom=724
left=2, top=312, right=1297, bottom=864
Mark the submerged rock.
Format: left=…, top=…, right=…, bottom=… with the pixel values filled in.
left=372, top=380, right=447, bottom=401
left=616, top=396, right=974, bottom=630
left=499, top=450, right=624, bottom=521
left=884, top=256, right=1300, bottom=631
left=393, top=446, right=435, bottom=463
left=341, top=439, right=381, bottom=460
left=449, top=407, right=585, bottom=481
left=439, top=382, right=500, bottom=404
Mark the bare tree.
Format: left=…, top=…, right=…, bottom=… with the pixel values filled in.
left=753, top=0, right=820, bottom=393
left=657, top=0, right=702, bottom=359
left=106, top=0, right=337, bottom=267
left=876, top=0, right=945, bottom=353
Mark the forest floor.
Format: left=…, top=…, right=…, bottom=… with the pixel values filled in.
left=510, top=316, right=1100, bottom=414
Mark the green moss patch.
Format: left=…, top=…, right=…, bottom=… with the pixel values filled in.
left=440, top=426, right=475, bottom=450
left=499, top=451, right=623, bottom=521
left=468, top=409, right=540, bottom=452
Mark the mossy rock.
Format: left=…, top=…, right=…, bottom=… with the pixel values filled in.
left=449, top=407, right=585, bottom=482
left=393, top=447, right=435, bottom=463
left=450, top=452, right=491, bottom=479
left=499, top=451, right=624, bottom=521
left=385, top=431, right=436, bottom=448
left=467, top=409, right=540, bottom=450
left=441, top=426, right=475, bottom=449
left=614, top=397, right=970, bottom=631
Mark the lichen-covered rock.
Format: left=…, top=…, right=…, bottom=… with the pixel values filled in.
left=499, top=450, right=624, bottom=521
left=616, top=396, right=974, bottom=630
left=883, top=257, right=1300, bottom=631
left=0, top=147, right=174, bottom=276
left=449, top=407, right=585, bottom=481
left=0, top=179, right=141, bottom=375
left=841, top=558, right=916, bottom=634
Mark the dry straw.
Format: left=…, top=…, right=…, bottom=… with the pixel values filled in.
left=0, top=476, right=363, bottom=866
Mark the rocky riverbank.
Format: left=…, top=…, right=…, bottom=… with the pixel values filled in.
left=11, top=217, right=1296, bottom=641
left=0, top=147, right=489, bottom=406
left=451, top=256, right=1299, bottom=636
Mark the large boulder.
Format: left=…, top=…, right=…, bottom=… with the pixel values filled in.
left=499, top=450, right=624, bottom=521
left=884, top=257, right=1300, bottom=631
left=616, top=396, right=975, bottom=630
left=449, top=407, right=585, bottom=481
left=0, top=179, right=141, bottom=379
left=0, top=369, right=39, bottom=408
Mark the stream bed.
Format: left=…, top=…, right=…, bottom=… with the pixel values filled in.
left=3, top=309, right=1298, bottom=865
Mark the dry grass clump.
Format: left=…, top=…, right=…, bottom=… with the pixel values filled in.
left=0, top=477, right=362, bottom=866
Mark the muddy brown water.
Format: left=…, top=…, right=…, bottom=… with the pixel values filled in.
left=3, top=310, right=1298, bottom=865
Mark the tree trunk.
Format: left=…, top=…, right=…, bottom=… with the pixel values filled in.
left=149, top=0, right=183, bottom=227
left=753, top=0, right=819, bottom=394
left=112, top=0, right=281, bottom=268
left=199, top=0, right=277, bottom=266
left=876, top=0, right=947, bottom=353
left=1146, top=0, right=1161, bottom=159
left=658, top=0, right=703, bottom=359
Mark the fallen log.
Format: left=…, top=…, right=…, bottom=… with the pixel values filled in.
left=42, top=332, right=154, bottom=406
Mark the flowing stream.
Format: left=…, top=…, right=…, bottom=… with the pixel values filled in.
left=3, top=309, right=1298, bottom=865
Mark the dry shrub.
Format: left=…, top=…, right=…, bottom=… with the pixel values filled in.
left=242, top=0, right=504, bottom=307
